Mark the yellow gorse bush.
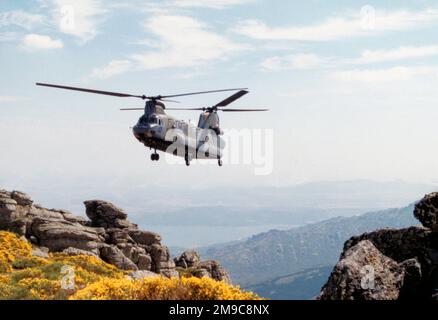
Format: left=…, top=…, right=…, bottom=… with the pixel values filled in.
left=71, top=277, right=261, bottom=300
left=0, top=231, right=262, bottom=300
left=0, top=231, right=32, bottom=273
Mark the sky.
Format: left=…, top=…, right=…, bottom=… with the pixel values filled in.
left=2, top=0, right=438, bottom=204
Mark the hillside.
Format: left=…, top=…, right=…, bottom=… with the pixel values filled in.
left=204, top=204, right=419, bottom=286
left=246, top=266, right=333, bottom=300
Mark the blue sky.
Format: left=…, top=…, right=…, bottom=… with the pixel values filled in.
left=2, top=0, right=438, bottom=199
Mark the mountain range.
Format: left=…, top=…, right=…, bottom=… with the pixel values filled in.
left=202, top=204, right=419, bottom=292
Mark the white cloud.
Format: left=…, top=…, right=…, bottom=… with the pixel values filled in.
left=0, top=10, right=45, bottom=30
left=172, top=0, right=255, bottom=9
left=261, top=54, right=323, bottom=71
left=91, top=14, right=245, bottom=77
left=354, top=45, right=438, bottom=64
left=49, top=0, right=107, bottom=43
left=22, top=33, right=63, bottom=50
left=333, top=66, right=438, bottom=82
left=234, top=8, right=438, bottom=41
left=90, top=60, right=132, bottom=79
left=132, top=15, right=245, bottom=69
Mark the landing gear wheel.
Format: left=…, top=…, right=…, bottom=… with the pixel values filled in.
left=151, top=153, right=159, bottom=161
left=185, top=154, right=191, bottom=166
left=218, top=159, right=223, bottom=167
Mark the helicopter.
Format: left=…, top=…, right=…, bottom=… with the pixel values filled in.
left=36, top=83, right=268, bottom=166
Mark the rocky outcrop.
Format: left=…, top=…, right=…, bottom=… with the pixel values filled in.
left=174, top=250, right=231, bottom=283
left=319, top=193, right=438, bottom=300
left=0, top=189, right=227, bottom=280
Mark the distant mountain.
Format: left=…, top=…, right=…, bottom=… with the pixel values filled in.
left=203, top=204, right=419, bottom=286
left=10, top=180, right=434, bottom=248
left=246, top=266, right=333, bottom=300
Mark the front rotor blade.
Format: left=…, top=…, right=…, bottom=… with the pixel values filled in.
left=166, top=108, right=205, bottom=111
left=36, top=83, right=145, bottom=99
left=159, top=99, right=181, bottom=103
left=161, top=88, right=248, bottom=99
left=120, top=108, right=144, bottom=111
left=221, top=108, right=269, bottom=112
left=215, top=90, right=248, bottom=107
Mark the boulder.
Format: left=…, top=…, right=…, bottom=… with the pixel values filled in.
left=127, top=270, right=160, bottom=280
left=100, top=245, right=138, bottom=270
left=174, top=250, right=200, bottom=268
left=414, top=193, right=438, bottom=232
left=106, top=228, right=134, bottom=245
left=137, top=254, right=152, bottom=270
left=10, top=191, right=33, bottom=206
left=149, top=244, right=172, bottom=273
left=62, top=247, right=100, bottom=258
left=319, top=240, right=405, bottom=300
left=84, top=200, right=132, bottom=229
left=128, top=229, right=161, bottom=246
left=32, top=246, right=49, bottom=259
left=30, top=217, right=103, bottom=253
left=196, top=260, right=231, bottom=283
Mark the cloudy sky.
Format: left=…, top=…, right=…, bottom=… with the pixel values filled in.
left=2, top=0, right=438, bottom=203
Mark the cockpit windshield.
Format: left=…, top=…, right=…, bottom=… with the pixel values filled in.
left=149, top=116, right=159, bottom=124
left=138, top=114, right=161, bottom=125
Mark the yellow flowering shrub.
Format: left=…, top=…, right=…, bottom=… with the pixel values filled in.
left=71, top=277, right=261, bottom=300
left=0, top=231, right=32, bottom=272
left=0, top=231, right=262, bottom=300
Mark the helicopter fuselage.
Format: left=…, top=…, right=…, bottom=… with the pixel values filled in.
left=132, top=101, right=225, bottom=165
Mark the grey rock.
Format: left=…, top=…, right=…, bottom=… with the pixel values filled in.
left=30, top=217, right=103, bottom=252
left=84, top=200, right=130, bottom=228
left=319, top=240, right=405, bottom=300
left=10, top=191, right=33, bottom=206
left=32, top=246, right=49, bottom=259
left=160, top=268, right=180, bottom=278
left=196, top=260, right=231, bottom=283
left=137, top=254, right=152, bottom=270
left=62, top=247, right=100, bottom=258
left=128, top=229, right=161, bottom=246
left=100, top=245, right=138, bottom=270
left=107, top=228, right=133, bottom=245
left=127, top=270, right=159, bottom=280
left=414, top=192, right=438, bottom=231
left=174, top=250, right=200, bottom=268
left=57, top=210, right=87, bottom=225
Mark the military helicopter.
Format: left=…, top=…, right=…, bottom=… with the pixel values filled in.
left=36, top=83, right=268, bottom=166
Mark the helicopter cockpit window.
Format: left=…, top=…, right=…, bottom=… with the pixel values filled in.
left=149, top=116, right=160, bottom=124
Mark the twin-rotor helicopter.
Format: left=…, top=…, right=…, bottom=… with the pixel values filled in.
left=36, top=83, right=268, bottom=166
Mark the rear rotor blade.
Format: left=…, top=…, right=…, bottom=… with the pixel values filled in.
left=36, top=83, right=146, bottom=99
left=221, top=108, right=269, bottom=112
left=161, top=88, right=248, bottom=99
left=215, top=90, right=248, bottom=107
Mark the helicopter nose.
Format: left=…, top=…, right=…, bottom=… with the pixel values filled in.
left=133, top=124, right=154, bottom=139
